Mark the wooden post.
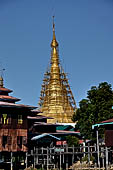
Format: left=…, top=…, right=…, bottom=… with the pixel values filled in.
left=34, top=147, right=35, bottom=168
left=96, top=129, right=100, bottom=168
left=106, top=146, right=108, bottom=170
left=11, top=152, right=13, bottom=170
left=101, top=147, right=105, bottom=169
left=47, top=147, right=49, bottom=170
left=66, top=145, right=68, bottom=170
left=36, top=147, right=38, bottom=165
left=41, top=147, right=43, bottom=169
left=60, top=150, right=61, bottom=170
left=72, top=145, right=74, bottom=165
left=83, top=142, right=86, bottom=157
left=63, top=150, right=64, bottom=164
left=88, top=143, right=90, bottom=165
left=54, top=146, right=56, bottom=169
left=25, top=152, right=28, bottom=169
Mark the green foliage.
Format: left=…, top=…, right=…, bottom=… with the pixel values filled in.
left=72, top=82, right=113, bottom=140
left=81, top=155, right=95, bottom=162
left=66, top=135, right=79, bottom=147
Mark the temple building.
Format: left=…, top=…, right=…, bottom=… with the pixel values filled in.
left=0, top=76, right=37, bottom=169
left=39, top=19, right=77, bottom=123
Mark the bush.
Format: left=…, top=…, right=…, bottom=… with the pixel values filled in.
left=82, top=155, right=95, bottom=162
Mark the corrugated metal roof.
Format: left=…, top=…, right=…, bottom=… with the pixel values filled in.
left=56, top=125, right=74, bottom=131
left=92, top=120, right=113, bottom=129
left=31, top=133, right=60, bottom=141
left=56, top=125, right=69, bottom=130
left=0, top=101, right=37, bottom=109
left=56, top=123, right=76, bottom=127
left=27, top=116, right=52, bottom=120
left=56, top=130, right=80, bottom=135
left=33, top=122, right=58, bottom=126
left=27, top=116, right=45, bottom=120
left=30, top=109, right=41, bottom=113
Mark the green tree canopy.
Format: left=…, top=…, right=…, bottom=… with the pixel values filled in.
left=66, top=135, right=79, bottom=147
left=72, top=82, right=113, bottom=140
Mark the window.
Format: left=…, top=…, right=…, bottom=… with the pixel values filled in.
left=17, top=136, right=22, bottom=148
left=7, top=136, right=12, bottom=145
left=0, top=114, right=11, bottom=124
left=8, top=114, right=11, bottom=124
left=3, top=114, right=7, bottom=124
left=0, top=115, right=2, bottom=124
left=2, top=136, right=7, bottom=148
left=18, top=115, right=23, bottom=124
left=23, top=136, right=27, bottom=145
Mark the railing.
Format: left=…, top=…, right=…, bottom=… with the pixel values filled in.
left=26, top=145, right=111, bottom=170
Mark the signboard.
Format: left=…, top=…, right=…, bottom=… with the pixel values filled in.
left=55, top=148, right=64, bottom=152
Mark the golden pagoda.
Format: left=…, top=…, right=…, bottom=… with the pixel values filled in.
left=39, top=18, right=77, bottom=123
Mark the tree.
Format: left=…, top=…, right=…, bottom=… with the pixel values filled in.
left=72, top=82, right=113, bottom=140
left=66, top=135, right=79, bottom=147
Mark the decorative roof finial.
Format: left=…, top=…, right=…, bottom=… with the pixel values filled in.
left=51, top=16, right=58, bottom=47
left=53, top=15, right=55, bottom=32
left=0, top=68, right=5, bottom=88
left=0, top=76, right=3, bottom=88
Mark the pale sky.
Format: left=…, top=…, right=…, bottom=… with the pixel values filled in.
left=0, top=0, right=113, bottom=107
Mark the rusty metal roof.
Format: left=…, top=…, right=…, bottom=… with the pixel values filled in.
left=27, top=116, right=48, bottom=120
left=33, top=122, right=58, bottom=126
left=0, top=101, right=37, bottom=109
left=56, top=130, right=80, bottom=134
left=30, top=109, right=41, bottom=114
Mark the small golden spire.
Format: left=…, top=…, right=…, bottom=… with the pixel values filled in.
left=53, top=16, right=55, bottom=31
left=0, top=76, right=3, bottom=88
left=51, top=16, right=58, bottom=47
left=0, top=69, right=5, bottom=88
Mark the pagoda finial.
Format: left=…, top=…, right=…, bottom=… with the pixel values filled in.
left=53, top=16, right=55, bottom=33
left=0, top=76, right=3, bottom=88
left=0, top=69, right=5, bottom=88
left=51, top=16, right=58, bottom=47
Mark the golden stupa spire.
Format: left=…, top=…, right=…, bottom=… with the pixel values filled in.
left=50, top=16, right=60, bottom=84
left=39, top=18, right=77, bottom=123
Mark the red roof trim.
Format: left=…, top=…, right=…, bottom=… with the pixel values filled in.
left=101, top=118, right=113, bottom=123
left=0, top=87, right=12, bottom=93
left=56, top=130, right=80, bottom=134
left=0, top=95, right=20, bottom=101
